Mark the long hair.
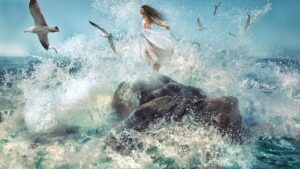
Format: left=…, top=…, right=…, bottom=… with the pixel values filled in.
left=141, top=5, right=166, bottom=21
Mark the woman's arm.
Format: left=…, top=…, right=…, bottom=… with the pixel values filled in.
left=153, top=20, right=171, bottom=30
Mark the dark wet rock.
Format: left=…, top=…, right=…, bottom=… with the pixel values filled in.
left=112, top=75, right=207, bottom=119
left=122, top=96, right=196, bottom=131
left=202, top=96, right=242, bottom=132
left=121, top=96, right=242, bottom=136
left=109, top=75, right=245, bottom=147
left=111, top=82, right=139, bottom=119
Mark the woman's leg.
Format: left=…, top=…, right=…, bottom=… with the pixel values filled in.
left=144, top=40, right=161, bottom=74
left=145, top=50, right=158, bottom=74
left=153, top=62, right=161, bottom=74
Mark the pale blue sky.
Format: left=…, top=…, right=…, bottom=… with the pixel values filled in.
left=0, top=0, right=299, bottom=55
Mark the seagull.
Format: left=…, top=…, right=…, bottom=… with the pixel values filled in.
left=228, top=32, right=238, bottom=38
left=25, top=0, right=59, bottom=53
left=89, top=21, right=116, bottom=53
left=196, top=17, right=207, bottom=31
left=192, top=41, right=201, bottom=48
left=213, top=1, right=222, bottom=16
left=244, top=14, right=251, bottom=31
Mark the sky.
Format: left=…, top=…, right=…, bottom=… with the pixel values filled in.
left=0, top=0, right=95, bottom=56
left=0, top=0, right=300, bottom=56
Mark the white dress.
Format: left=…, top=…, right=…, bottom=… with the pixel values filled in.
left=140, top=20, right=174, bottom=66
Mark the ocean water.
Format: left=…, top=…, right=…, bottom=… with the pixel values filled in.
left=0, top=0, right=300, bottom=168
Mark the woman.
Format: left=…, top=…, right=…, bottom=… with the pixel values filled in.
left=140, top=5, right=174, bottom=74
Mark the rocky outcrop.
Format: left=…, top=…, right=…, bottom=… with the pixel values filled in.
left=121, top=95, right=242, bottom=135
left=112, top=75, right=207, bottom=119
left=110, top=75, right=245, bottom=146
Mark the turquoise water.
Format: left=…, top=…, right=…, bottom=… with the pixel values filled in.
left=0, top=0, right=300, bottom=168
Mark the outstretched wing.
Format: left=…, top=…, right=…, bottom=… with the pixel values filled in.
left=213, top=6, right=218, bottom=16
left=228, top=32, right=237, bottom=38
left=108, top=37, right=116, bottom=53
left=197, top=17, right=203, bottom=28
left=192, top=41, right=201, bottom=48
left=213, top=1, right=222, bottom=15
left=244, top=16, right=251, bottom=30
left=89, top=21, right=109, bottom=35
left=247, top=15, right=251, bottom=24
left=37, top=33, right=49, bottom=50
left=29, top=0, right=47, bottom=26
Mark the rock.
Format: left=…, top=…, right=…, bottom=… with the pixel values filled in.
left=122, top=96, right=196, bottom=131
left=111, top=82, right=140, bottom=119
left=110, top=75, right=245, bottom=143
left=203, top=97, right=242, bottom=131
left=112, top=75, right=207, bottom=119
left=121, top=96, right=242, bottom=135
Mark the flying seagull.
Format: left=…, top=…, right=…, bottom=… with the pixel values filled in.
left=192, top=41, right=201, bottom=48
left=89, top=21, right=116, bottom=53
left=244, top=14, right=251, bottom=31
left=196, top=17, right=207, bottom=31
left=25, top=0, right=59, bottom=53
left=213, top=1, right=222, bottom=16
left=228, top=32, right=238, bottom=38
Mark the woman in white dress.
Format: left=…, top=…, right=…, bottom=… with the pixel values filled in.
left=140, top=5, right=174, bottom=74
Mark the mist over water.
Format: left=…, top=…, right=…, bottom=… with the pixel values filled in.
left=0, top=0, right=300, bottom=168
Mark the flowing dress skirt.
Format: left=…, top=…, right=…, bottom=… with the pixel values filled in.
left=140, top=29, right=174, bottom=65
